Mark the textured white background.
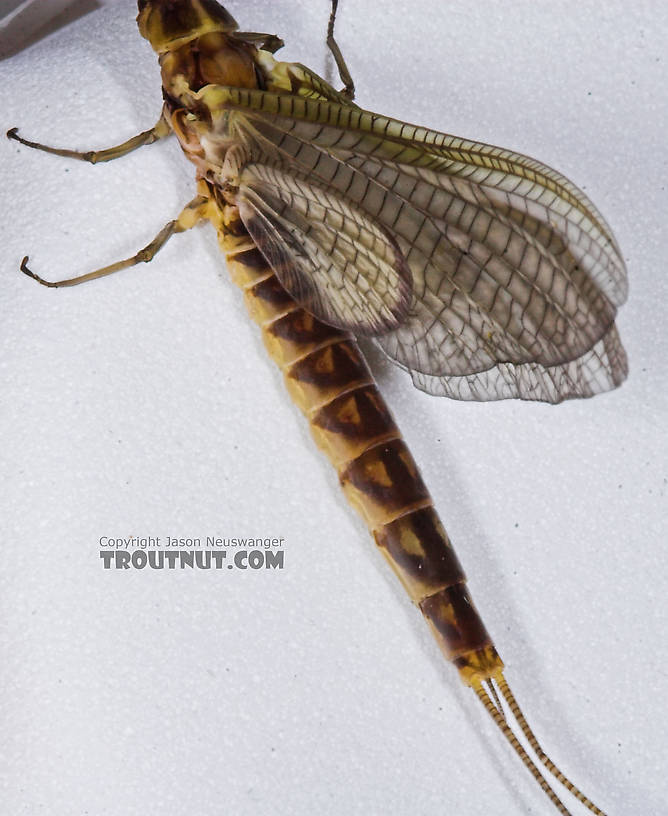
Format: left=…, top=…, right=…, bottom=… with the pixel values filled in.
left=1, top=1, right=667, bottom=815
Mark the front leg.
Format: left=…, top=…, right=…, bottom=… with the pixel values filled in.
left=7, top=114, right=170, bottom=165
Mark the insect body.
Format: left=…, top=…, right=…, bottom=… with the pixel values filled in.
left=8, top=1, right=627, bottom=813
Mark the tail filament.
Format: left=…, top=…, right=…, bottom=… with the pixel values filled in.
left=474, top=675, right=606, bottom=816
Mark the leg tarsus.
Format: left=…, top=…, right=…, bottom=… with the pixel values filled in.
left=327, top=0, right=355, bottom=100
left=7, top=115, right=170, bottom=164
left=21, top=256, right=57, bottom=288
left=20, top=195, right=209, bottom=289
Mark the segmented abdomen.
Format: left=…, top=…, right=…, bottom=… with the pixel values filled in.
left=219, top=221, right=503, bottom=685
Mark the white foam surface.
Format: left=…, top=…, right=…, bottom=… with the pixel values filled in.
left=1, top=2, right=667, bottom=814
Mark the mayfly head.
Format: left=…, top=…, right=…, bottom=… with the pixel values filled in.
left=137, top=0, right=238, bottom=54
left=137, top=1, right=260, bottom=178
left=139, top=0, right=258, bottom=104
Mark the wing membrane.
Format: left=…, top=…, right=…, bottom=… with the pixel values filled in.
left=198, top=84, right=628, bottom=402
left=237, top=163, right=412, bottom=335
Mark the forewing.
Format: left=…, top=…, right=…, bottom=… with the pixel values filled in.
left=204, top=85, right=628, bottom=402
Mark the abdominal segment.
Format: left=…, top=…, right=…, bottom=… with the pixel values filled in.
left=215, top=202, right=503, bottom=686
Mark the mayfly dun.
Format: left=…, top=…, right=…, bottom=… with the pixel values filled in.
left=8, top=1, right=627, bottom=813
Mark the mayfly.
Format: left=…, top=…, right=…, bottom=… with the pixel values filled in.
left=8, top=1, right=627, bottom=813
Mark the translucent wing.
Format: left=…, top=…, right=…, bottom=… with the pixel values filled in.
left=237, top=163, right=413, bottom=335
left=198, top=82, right=628, bottom=402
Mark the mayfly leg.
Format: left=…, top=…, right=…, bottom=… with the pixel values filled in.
left=327, top=0, right=355, bottom=100
left=20, top=195, right=209, bottom=288
left=6, top=115, right=170, bottom=164
left=8, top=112, right=203, bottom=287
